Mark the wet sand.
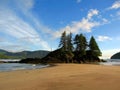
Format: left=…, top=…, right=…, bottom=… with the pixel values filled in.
left=0, top=64, right=120, bottom=90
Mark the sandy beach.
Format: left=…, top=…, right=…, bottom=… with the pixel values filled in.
left=0, top=64, right=120, bottom=90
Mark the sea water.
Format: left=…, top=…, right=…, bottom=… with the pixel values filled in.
left=100, top=59, right=120, bottom=66
left=0, top=59, right=49, bottom=72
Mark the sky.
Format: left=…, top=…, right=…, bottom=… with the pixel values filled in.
left=0, top=0, right=120, bottom=59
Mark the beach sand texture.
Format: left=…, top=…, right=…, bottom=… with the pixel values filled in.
left=0, top=64, right=120, bottom=90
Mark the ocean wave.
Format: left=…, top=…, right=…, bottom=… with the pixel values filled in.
left=100, top=59, right=120, bottom=66
left=0, top=63, right=49, bottom=72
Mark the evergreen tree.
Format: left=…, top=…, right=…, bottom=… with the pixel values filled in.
left=66, top=32, right=74, bottom=63
left=67, top=32, right=73, bottom=52
left=78, top=34, right=87, bottom=53
left=59, top=31, right=74, bottom=63
left=74, top=34, right=87, bottom=52
left=74, top=34, right=80, bottom=51
left=88, top=36, right=102, bottom=59
left=59, top=31, right=67, bottom=51
left=74, top=34, right=87, bottom=63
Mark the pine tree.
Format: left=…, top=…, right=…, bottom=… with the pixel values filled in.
left=89, top=36, right=102, bottom=57
left=66, top=32, right=74, bottom=63
left=59, top=31, right=74, bottom=63
left=67, top=32, right=73, bottom=52
left=59, top=31, right=67, bottom=51
left=74, top=34, right=80, bottom=51
left=74, top=34, right=87, bottom=52
left=78, top=34, right=87, bottom=53
left=74, top=34, right=87, bottom=63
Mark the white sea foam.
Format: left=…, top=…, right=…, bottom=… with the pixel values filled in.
left=0, top=59, right=20, bottom=62
left=100, top=59, right=120, bottom=66
left=0, top=60, right=49, bottom=72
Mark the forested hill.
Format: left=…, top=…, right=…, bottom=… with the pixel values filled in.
left=111, top=52, right=120, bottom=59
left=0, top=49, right=50, bottom=59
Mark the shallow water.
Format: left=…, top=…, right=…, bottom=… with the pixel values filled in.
left=0, top=63, right=49, bottom=72
left=100, top=59, right=120, bottom=66
left=0, top=59, right=49, bottom=72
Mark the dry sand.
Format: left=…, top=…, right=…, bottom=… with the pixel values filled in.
left=0, top=64, right=120, bottom=90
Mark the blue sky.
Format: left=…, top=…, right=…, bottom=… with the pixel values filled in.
left=0, top=0, right=120, bottom=59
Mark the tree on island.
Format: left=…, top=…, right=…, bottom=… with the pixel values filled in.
left=58, top=31, right=102, bottom=63
left=86, top=36, right=102, bottom=62
left=67, top=32, right=73, bottom=52
left=59, top=31, right=67, bottom=51
left=59, top=31, right=74, bottom=63
left=74, top=34, right=88, bottom=63
left=39, top=31, right=102, bottom=64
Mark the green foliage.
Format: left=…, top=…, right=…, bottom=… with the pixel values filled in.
left=59, top=31, right=74, bottom=51
left=73, top=34, right=88, bottom=62
left=67, top=32, right=73, bottom=52
left=89, top=36, right=102, bottom=57
left=74, top=34, right=87, bottom=51
left=59, top=31, right=67, bottom=51
left=65, top=51, right=74, bottom=63
left=74, top=34, right=80, bottom=51
left=57, top=31, right=102, bottom=63
left=58, top=31, right=74, bottom=62
left=0, top=53, right=16, bottom=59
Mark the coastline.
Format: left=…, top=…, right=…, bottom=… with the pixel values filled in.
left=0, top=63, right=50, bottom=72
left=0, top=64, right=120, bottom=90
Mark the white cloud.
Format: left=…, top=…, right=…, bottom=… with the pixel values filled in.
left=87, top=9, right=99, bottom=20
left=71, top=18, right=99, bottom=32
left=106, top=1, right=120, bottom=21
left=76, top=0, right=81, bottom=3
left=52, top=26, right=71, bottom=38
left=97, top=36, right=112, bottom=42
left=117, top=11, right=120, bottom=16
left=15, top=0, right=34, bottom=11
left=109, top=0, right=120, bottom=10
left=101, top=49, right=120, bottom=59
left=14, top=0, right=53, bottom=39
left=115, top=36, right=120, bottom=40
left=0, top=44, right=29, bottom=52
left=0, top=1, right=51, bottom=51
left=0, top=38, right=5, bottom=42
left=102, top=18, right=109, bottom=24
left=52, top=9, right=100, bottom=38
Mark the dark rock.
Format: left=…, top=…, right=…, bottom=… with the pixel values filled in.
left=111, top=52, right=120, bottom=59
